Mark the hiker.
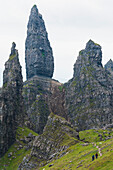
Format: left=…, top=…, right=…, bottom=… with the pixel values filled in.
left=92, top=155, right=95, bottom=161
left=95, top=153, right=98, bottom=159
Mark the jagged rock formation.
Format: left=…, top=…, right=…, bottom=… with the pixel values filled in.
left=0, top=43, right=23, bottom=157
left=24, top=5, right=66, bottom=135
left=23, top=76, right=67, bottom=134
left=65, top=40, right=113, bottom=130
left=2, top=5, right=113, bottom=169
left=104, top=59, right=113, bottom=74
left=18, top=113, right=79, bottom=169
left=25, top=5, right=54, bottom=80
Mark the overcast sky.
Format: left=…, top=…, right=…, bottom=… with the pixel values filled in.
left=0, top=0, right=113, bottom=86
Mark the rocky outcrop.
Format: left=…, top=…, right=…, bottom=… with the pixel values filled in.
left=104, top=59, right=113, bottom=74
left=25, top=5, right=54, bottom=79
left=0, top=43, right=23, bottom=157
left=23, top=76, right=67, bottom=134
left=18, top=113, right=79, bottom=169
left=65, top=40, right=113, bottom=130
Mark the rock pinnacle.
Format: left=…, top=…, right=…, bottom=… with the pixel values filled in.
left=25, top=5, right=54, bottom=80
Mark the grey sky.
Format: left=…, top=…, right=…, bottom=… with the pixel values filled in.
left=0, top=0, right=113, bottom=86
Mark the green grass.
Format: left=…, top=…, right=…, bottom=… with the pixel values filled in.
left=42, top=51, right=45, bottom=57
left=39, top=129, right=113, bottom=170
left=16, top=126, right=38, bottom=139
left=58, top=85, right=64, bottom=92
left=0, top=126, right=38, bottom=170
left=79, top=129, right=113, bottom=143
left=1, top=127, right=113, bottom=170
left=3, top=82, right=7, bottom=88
left=39, top=142, right=97, bottom=170
left=9, top=54, right=16, bottom=60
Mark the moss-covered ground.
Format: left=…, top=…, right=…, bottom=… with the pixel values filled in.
left=0, top=126, right=38, bottom=170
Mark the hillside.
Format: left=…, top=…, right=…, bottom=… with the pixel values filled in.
left=0, top=126, right=113, bottom=169
left=40, top=129, right=113, bottom=170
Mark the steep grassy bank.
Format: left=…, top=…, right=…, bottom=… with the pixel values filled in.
left=0, top=126, right=38, bottom=170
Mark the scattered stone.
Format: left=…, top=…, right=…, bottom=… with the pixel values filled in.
left=79, top=160, right=84, bottom=164
left=8, top=152, right=13, bottom=158
left=49, top=164, right=54, bottom=167
left=27, top=133, right=33, bottom=138
left=81, top=143, right=89, bottom=146
left=77, top=164, right=83, bottom=168
left=19, top=145, right=23, bottom=149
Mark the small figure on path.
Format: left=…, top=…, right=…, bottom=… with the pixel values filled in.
left=92, top=155, right=95, bottom=161
left=95, top=153, right=98, bottom=159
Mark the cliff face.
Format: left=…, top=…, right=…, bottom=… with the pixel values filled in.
left=25, top=5, right=54, bottom=79
left=23, top=76, right=67, bottom=134
left=65, top=40, right=113, bottom=130
left=0, top=43, right=23, bottom=157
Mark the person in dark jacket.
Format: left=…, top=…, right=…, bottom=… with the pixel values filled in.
left=95, top=153, right=98, bottom=159
left=92, top=155, right=95, bottom=161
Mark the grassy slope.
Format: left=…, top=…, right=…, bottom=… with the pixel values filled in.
left=0, top=126, right=38, bottom=170
left=40, top=129, right=113, bottom=170
left=0, top=128, right=113, bottom=170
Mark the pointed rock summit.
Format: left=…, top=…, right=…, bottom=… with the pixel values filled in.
left=3, top=42, right=22, bottom=85
left=74, top=39, right=102, bottom=77
left=65, top=40, right=113, bottom=130
left=25, top=5, right=54, bottom=80
left=104, top=59, right=113, bottom=74
left=0, top=43, right=23, bottom=157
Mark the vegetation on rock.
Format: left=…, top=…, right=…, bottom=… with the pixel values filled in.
left=0, top=126, right=38, bottom=169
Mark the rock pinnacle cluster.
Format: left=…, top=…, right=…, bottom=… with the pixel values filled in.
left=1, top=4, right=113, bottom=169
left=25, top=5, right=54, bottom=80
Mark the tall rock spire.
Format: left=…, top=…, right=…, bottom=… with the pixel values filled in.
left=0, top=43, right=23, bottom=157
left=25, top=5, right=54, bottom=80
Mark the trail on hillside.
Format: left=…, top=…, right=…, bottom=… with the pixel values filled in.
left=93, top=143, right=102, bottom=156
